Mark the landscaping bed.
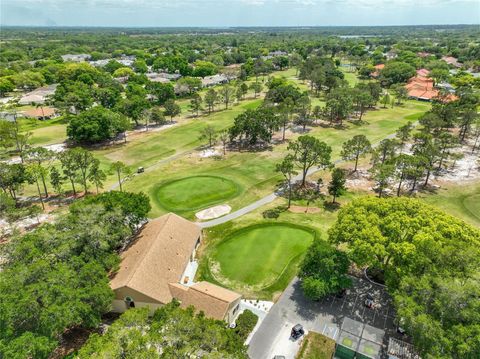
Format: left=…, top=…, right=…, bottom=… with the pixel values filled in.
left=296, top=332, right=336, bottom=359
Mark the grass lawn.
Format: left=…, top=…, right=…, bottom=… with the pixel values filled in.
left=200, top=222, right=316, bottom=298
left=153, top=175, right=241, bottom=213
left=420, top=182, right=480, bottom=227
left=297, top=332, right=336, bottom=359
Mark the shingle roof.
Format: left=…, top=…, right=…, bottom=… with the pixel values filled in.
left=168, top=281, right=241, bottom=320
left=110, top=213, right=201, bottom=304
left=22, top=107, right=56, bottom=118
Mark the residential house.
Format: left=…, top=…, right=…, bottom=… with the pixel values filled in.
left=110, top=213, right=242, bottom=323
left=441, top=56, right=462, bottom=68
left=22, top=106, right=57, bottom=120
left=61, top=54, right=91, bottom=62
left=18, top=84, right=58, bottom=105
left=370, top=64, right=385, bottom=78
left=405, top=69, right=457, bottom=102
left=201, top=74, right=229, bottom=87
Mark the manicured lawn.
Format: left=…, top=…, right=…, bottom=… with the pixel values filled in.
left=207, top=223, right=315, bottom=294
left=420, top=182, right=480, bottom=227
left=297, top=332, right=336, bottom=359
left=154, top=175, right=241, bottom=213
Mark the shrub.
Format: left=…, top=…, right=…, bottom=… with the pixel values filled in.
left=234, top=310, right=258, bottom=341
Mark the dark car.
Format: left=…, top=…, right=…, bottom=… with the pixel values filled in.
left=365, top=293, right=375, bottom=308
left=273, top=356, right=286, bottom=359
left=290, top=324, right=305, bottom=340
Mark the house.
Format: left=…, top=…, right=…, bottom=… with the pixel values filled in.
left=110, top=213, right=242, bottom=323
left=18, top=84, right=58, bottom=105
left=201, top=73, right=229, bottom=87
left=61, top=54, right=91, bottom=62
left=385, top=51, right=398, bottom=60
left=405, top=69, right=457, bottom=102
left=441, top=56, right=462, bottom=68
left=371, top=64, right=385, bottom=78
left=22, top=106, right=57, bottom=120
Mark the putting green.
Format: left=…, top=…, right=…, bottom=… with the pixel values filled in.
left=463, top=194, right=480, bottom=221
left=210, top=223, right=315, bottom=289
left=154, top=175, right=240, bottom=212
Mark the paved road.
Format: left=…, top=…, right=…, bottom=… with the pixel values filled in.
left=248, top=277, right=396, bottom=359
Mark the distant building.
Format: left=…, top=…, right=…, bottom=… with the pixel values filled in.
left=201, top=73, right=230, bottom=87
left=110, top=213, right=242, bottom=323
left=18, top=84, right=57, bottom=105
left=22, top=106, right=57, bottom=120
left=405, top=69, right=457, bottom=102
left=371, top=64, right=385, bottom=78
left=61, top=54, right=91, bottom=62
left=441, top=56, right=462, bottom=68
left=385, top=51, right=398, bottom=60
left=146, top=72, right=181, bottom=83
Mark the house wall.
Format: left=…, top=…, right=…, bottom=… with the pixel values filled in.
left=112, top=299, right=163, bottom=315
left=225, top=297, right=242, bottom=323
left=112, top=286, right=164, bottom=316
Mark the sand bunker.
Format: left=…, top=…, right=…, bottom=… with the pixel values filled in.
left=195, top=204, right=232, bottom=220
left=199, top=148, right=220, bottom=158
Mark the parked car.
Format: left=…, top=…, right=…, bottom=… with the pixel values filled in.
left=273, top=356, right=286, bottom=359
left=365, top=293, right=375, bottom=308
left=137, top=166, right=144, bottom=173
left=290, top=324, right=305, bottom=340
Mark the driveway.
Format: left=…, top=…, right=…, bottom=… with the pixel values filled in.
left=248, top=276, right=397, bottom=359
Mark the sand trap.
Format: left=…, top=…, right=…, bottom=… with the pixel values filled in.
left=199, top=148, right=220, bottom=158
left=288, top=205, right=321, bottom=214
left=44, top=143, right=66, bottom=153
left=195, top=204, right=231, bottom=220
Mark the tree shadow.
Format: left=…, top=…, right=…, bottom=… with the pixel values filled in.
left=323, top=200, right=341, bottom=212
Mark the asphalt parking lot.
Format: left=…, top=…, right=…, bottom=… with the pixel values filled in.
left=248, top=276, right=398, bottom=359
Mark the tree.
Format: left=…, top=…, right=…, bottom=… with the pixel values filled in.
left=370, top=163, right=395, bottom=198
left=110, top=161, right=131, bottom=192
left=276, top=155, right=297, bottom=208
left=25, top=147, right=55, bottom=197
left=236, top=82, right=249, bottom=102
left=89, top=161, right=106, bottom=193
left=328, top=197, right=480, bottom=359
left=0, top=202, right=137, bottom=358
left=218, top=130, right=229, bottom=155
left=352, top=88, right=373, bottom=120
left=116, top=95, right=150, bottom=127
left=0, top=117, right=31, bottom=163
left=287, top=135, right=332, bottom=186
left=412, top=132, right=440, bottom=187
left=204, top=88, right=218, bottom=114
left=379, top=61, right=416, bottom=86
left=199, top=125, right=217, bottom=148
left=67, top=106, right=130, bottom=144
left=229, top=107, right=280, bottom=146
left=145, top=81, right=175, bottom=105
left=381, top=92, right=391, bottom=108
left=149, top=106, right=167, bottom=126
left=341, top=135, right=372, bottom=172
left=372, top=138, right=398, bottom=166
left=391, top=83, right=408, bottom=105
left=79, top=191, right=151, bottom=230
left=324, top=87, right=354, bottom=126
left=0, top=77, right=15, bottom=96
left=250, top=81, right=263, bottom=98
left=59, top=150, right=80, bottom=196
left=26, top=163, right=47, bottom=209
left=163, top=99, right=181, bottom=121
left=300, top=239, right=351, bottom=300
left=395, top=121, right=413, bottom=151
left=77, top=303, right=248, bottom=358
left=189, top=93, right=203, bottom=117
left=294, top=93, right=312, bottom=131
left=53, top=81, right=94, bottom=114
left=328, top=167, right=347, bottom=203
left=49, top=166, right=64, bottom=195
left=219, top=84, right=235, bottom=110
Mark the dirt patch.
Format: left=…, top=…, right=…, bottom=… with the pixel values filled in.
left=288, top=205, right=322, bottom=214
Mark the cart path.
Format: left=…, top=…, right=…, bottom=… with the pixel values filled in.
left=197, top=126, right=414, bottom=228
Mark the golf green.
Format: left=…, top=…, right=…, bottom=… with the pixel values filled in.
left=211, top=223, right=315, bottom=288
left=154, top=175, right=240, bottom=212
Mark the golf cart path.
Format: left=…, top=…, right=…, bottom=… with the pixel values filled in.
left=198, top=127, right=412, bottom=228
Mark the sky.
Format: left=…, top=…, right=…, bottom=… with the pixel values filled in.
left=1, top=0, right=479, bottom=27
